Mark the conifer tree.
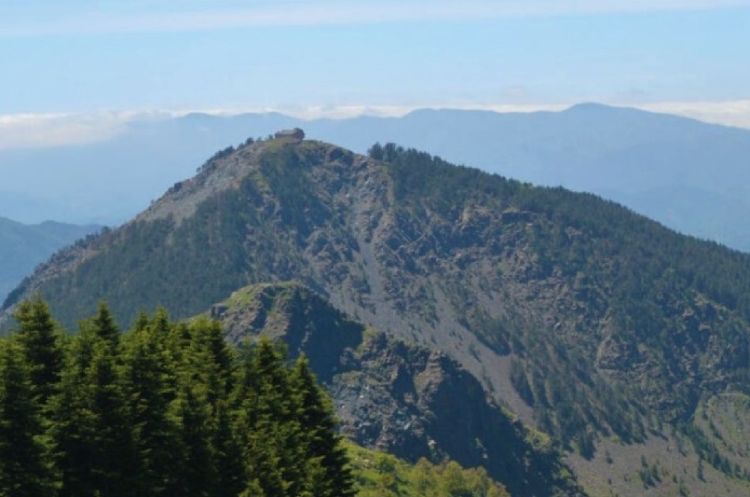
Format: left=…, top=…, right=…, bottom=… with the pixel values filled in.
left=239, top=339, right=310, bottom=497
left=292, top=356, right=355, bottom=497
left=236, top=340, right=291, bottom=497
left=13, top=297, right=63, bottom=405
left=170, top=384, right=215, bottom=497
left=120, top=316, right=181, bottom=497
left=0, top=339, right=56, bottom=497
left=49, top=322, right=133, bottom=497
left=183, top=318, right=234, bottom=408
left=48, top=331, right=97, bottom=497
left=169, top=322, right=193, bottom=367
left=1, top=303, right=356, bottom=497
left=212, top=401, right=246, bottom=497
left=182, top=318, right=242, bottom=496
left=133, top=311, right=150, bottom=333
left=91, top=302, right=119, bottom=348
left=87, top=339, right=133, bottom=497
left=368, top=142, right=385, bottom=160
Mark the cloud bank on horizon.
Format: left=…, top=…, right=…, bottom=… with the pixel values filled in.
left=2, top=101, right=750, bottom=151
left=0, top=0, right=748, bottom=149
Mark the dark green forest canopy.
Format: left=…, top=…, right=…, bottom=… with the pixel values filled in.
left=380, top=144, right=750, bottom=440
left=0, top=298, right=354, bottom=497
left=0, top=298, right=512, bottom=497
left=380, top=143, right=750, bottom=318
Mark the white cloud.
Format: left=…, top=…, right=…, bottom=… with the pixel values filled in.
left=1, top=100, right=748, bottom=150
left=0, top=111, right=157, bottom=150
left=290, top=100, right=750, bottom=127
left=1, top=0, right=749, bottom=36
left=637, top=100, right=750, bottom=129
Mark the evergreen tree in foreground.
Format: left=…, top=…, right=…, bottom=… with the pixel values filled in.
left=0, top=299, right=355, bottom=497
left=120, top=310, right=182, bottom=497
left=49, top=311, right=135, bottom=497
left=0, top=339, right=55, bottom=497
left=13, top=297, right=63, bottom=406
left=292, top=356, right=355, bottom=497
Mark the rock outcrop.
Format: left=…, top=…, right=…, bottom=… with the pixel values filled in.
left=204, top=282, right=585, bottom=497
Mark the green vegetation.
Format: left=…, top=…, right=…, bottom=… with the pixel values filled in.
left=693, top=393, right=750, bottom=480
left=209, top=282, right=581, bottom=497
left=0, top=297, right=354, bottom=497
left=1, top=296, right=513, bottom=497
left=9, top=136, right=750, bottom=490
left=0, top=217, right=99, bottom=305
left=680, top=422, right=747, bottom=480
left=0, top=338, right=56, bottom=497
left=347, top=442, right=510, bottom=497
left=377, top=144, right=750, bottom=455
left=3, top=141, right=332, bottom=330
left=637, top=456, right=662, bottom=488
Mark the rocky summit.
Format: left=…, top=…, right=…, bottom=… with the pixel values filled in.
left=5, top=133, right=750, bottom=496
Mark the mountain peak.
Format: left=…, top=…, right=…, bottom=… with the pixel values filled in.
left=133, top=131, right=348, bottom=226
left=7, top=137, right=750, bottom=496
left=565, top=102, right=620, bottom=113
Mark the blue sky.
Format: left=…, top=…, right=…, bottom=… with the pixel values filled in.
left=1, top=0, right=749, bottom=146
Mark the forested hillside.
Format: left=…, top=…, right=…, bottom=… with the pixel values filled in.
left=0, top=217, right=99, bottom=303
left=4, top=105, right=750, bottom=250
left=0, top=298, right=510, bottom=497
left=5, top=134, right=750, bottom=496
left=0, top=298, right=353, bottom=497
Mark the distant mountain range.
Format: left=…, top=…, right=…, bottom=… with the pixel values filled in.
left=2, top=104, right=750, bottom=251
left=0, top=217, right=99, bottom=303
left=6, top=134, right=750, bottom=496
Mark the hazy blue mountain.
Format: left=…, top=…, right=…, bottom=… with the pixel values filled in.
left=0, top=217, right=100, bottom=302
left=310, top=104, right=750, bottom=250
left=2, top=104, right=750, bottom=250
left=0, top=113, right=299, bottom=225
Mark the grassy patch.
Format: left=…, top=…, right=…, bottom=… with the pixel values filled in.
left=347, top=441, right=511, bottom=497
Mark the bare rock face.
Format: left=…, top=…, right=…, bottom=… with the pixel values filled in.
left=206, top=282, right=585, bottom=497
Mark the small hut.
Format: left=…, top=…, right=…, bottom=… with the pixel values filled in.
left=274, top=128, right=305, bottom=141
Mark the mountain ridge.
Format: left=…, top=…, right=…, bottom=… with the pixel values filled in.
left=5, top=134, right=750, bottom=496
left=0, top=216, right=100, bottom=304
left=4, top=104, right=750, bottom=253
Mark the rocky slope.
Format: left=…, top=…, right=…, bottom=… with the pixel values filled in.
left=203, top=282, right=582, bottom=497
left=5, top=133, right=750, bottom=496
